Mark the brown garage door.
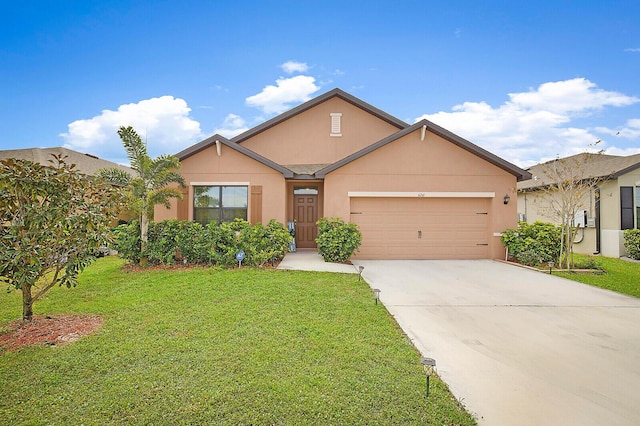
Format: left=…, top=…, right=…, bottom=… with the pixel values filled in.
left=350, top=197, right=490, bottom=259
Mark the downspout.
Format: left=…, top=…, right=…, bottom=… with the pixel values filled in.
left=594, top=187, right=601, bottom=254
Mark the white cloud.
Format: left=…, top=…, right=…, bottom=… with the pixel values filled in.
left=213, top=114, right=250, bottom=138
left=595, top=118, right=640, bottom=140
left=60, top=96, right=202, bottom=162
left=624, top=48, right=640, bottom=52
left=416, top=78, right=640, bottom=167
left=281, top=61, right=309, bottom=74
left=245, top=75, right=320, bottom=114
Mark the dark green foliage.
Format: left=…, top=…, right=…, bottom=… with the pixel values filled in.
left=623, top=229, right=640, bottom=260
left=113, top=218, right=291, bottom=267
left=112, top=222, right=142, bottom=264
left=0, top=156, right=121, bottom=321
left=315, top=217, right=362, bottom=263
left=501, top=221, right=561, bottom=266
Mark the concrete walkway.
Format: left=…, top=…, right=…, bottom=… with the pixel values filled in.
left=277, top=249, right=358, bottom=274
left=351, top=259, right=640, bottom=426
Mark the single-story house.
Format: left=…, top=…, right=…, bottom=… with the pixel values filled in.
left=156, top=88, right=531, bottom=259
left=0, top=147, right=134, bottom=177
left=0, top=146, right=135, bottom=225
left=517, top=152, right=640, bottom=258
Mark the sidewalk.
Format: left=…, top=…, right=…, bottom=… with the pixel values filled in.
left=277, top=249, right=358, bottom=274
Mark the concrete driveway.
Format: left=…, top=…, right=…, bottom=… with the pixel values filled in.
left=351, top=259, right=640, bottom=426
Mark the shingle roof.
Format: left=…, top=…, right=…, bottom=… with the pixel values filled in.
left=0, top=147, right=134, bottom=176
left=518, top=153, right=640, bottom=190
left=283, top=164, right=332, bottom=175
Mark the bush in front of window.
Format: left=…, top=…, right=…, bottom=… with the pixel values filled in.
left=112, top=218, right=291, bottom=267
left=209, top=219, right=292, bottom=267
left=112, top=221, right=142, bottom=264
left=315, top=217, right=362, bottom=263
left=623, top=229, right=640, bottom=260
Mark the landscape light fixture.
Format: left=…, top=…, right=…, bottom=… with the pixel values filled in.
left=548, top=261, right=554, bottom=274
left=503, top=194, right=511, bottom=205
left=421, top=357, right=436, bottom=397
left=358, top=265, right=365, bottom=281
left=372, top=288, right=381, bottom=305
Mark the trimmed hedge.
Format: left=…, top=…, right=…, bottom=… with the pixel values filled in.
left=501, top=221, right=561, bottom=266
left=623, top=229, right=640, bottom=260
left=113, top=218, right=291, bottom=267
left=315, top=217, right=362, bottom=263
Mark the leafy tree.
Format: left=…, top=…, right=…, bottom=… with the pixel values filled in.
left=0, top=155, right=122, bottom=322
left=97, top=126, right=185, bottom=256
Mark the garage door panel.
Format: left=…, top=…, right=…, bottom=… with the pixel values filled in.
left=351, top=197, right=491, bottom=259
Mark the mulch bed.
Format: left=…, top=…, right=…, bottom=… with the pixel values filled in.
left=0, top=314, right=103, bottom=352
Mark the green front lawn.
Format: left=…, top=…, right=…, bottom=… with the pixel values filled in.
left=555, top=254, right=640, bottom=298
left=0, top=257, right=475, bottom=425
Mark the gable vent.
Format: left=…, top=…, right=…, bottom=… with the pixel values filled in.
left=330, top=113, right=342, bottom=137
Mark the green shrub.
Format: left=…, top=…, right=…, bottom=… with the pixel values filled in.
left=174, top=221, right=211, bottom=264
left=315, top=217, right=362, bottom=263
left=623, top=229, right=640, bottom=260
left=501, top=221, right=561, bottom=266
left=112, top=221, right=142, bottom=263
left=145, top=220, right=181, bottom=265
left=113, top=218, right=290, bottom=267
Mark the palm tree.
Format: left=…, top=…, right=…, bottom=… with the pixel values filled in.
left=98, top=126, right=185, bottom=252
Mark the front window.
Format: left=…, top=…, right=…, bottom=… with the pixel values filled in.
left=194, top=186, right=247, bottom=225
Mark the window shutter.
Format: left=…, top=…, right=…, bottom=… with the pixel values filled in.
left=621, top=186, right=634, bottom=230
left=250, top=185, right=263, bottom=224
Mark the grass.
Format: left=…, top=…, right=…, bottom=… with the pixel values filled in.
left=554, top=254, right=640, bottom=298
left=0, top=257, right=475, bottom=425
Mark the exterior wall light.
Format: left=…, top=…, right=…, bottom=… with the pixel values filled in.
left=372, top=288, right=380, bottom=304
left=503, top=194, right=511, bottom=204
left=421, top=357, right=436, bottom=397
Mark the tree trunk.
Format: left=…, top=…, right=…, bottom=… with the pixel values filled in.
left=139, top=211, right=149, bottom=265
left=22, top=284, right=33, bottom=323
left=141, top=212, right=149, bottom=244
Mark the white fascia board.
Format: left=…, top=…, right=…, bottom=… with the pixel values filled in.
left=347, top=191, right=496, bottom=198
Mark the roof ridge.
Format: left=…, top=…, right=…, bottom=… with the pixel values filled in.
left=231, top=88, right=408, bottom=144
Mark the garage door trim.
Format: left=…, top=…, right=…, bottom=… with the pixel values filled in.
left=348, top=191, right=495, bottom=198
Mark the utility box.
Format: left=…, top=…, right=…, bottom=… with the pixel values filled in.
left=574, top=210, right=587, bottom=227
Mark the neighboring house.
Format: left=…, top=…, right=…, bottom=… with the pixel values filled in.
left=517, top=152, right=640, bottom=258
left=156, top=88, right=530, bottom=259
left=0, top=147, right=134, bottom=177
left=0, top=146, right=135, bottom=225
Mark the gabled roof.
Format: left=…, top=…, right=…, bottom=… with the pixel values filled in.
left=175, top=134, right=294, bottom=178
left=231, top=88, right=409, bottom=144
left=518, top=152, right=640, bottom=190
left=0, top=147, right=134, bottom=176
left=316, top=119, right=532, bottom=181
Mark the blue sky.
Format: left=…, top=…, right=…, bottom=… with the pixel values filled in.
left=2, top=0, right=639, bottom=167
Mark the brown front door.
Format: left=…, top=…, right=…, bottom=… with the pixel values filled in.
left=294, top=194, right=318, bottom=248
